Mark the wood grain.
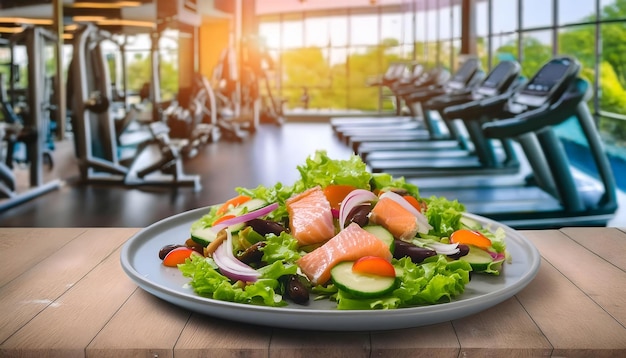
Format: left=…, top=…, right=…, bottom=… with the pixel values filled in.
left=370, top=323, right=459, bottom=358
left=86, top=288, right=191, bottom=358
left=453, top=297, right=552, bottom=357
left=1, top=228, right=626, bottom=358
left=517, top=230, right=626, bottom=358
left=1, top=250, right=137, bottom=357
left=525, top=229, right=626, bottom=326
left=269, top=330, right=369, bottom=358
left=0, top=228, right=137, bottom=344
left=559, top=227, right=626, bottom=271
left=175, top=314, right=271, bottom=358
left=0, top=227, right=86, bottom=287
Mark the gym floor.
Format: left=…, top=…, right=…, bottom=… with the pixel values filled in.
left=0, top=121, right=352, bottom=227
left=0, top=121, right=624, bottom=228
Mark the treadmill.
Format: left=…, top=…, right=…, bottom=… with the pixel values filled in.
left=330, top=62, right=425, bottom=128
left=417, top=57, right=618, bottom=228
left=330, top=67, right=450, bottom=138
left=364, top=60, right=524, bottom=177
left=357, top=60, right=523, bottom=160
left=344, top=58, right=485, bottom=152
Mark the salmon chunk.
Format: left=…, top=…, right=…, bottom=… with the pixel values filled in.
left=297, top=223, right=392, bottom=285
left=286, top=186, right=336, bottom=246
left=369, top=197, right=419, bottom=240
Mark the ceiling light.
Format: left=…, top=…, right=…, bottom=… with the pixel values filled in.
left=0, top=26, right=24, bottom=34
left=0, top=17, right=54, bottom=26
left=73, top=16, right=107, bottom=22
left=70, top=1, right=142, bottom=9
left=96, top=19, right=155, bottom=28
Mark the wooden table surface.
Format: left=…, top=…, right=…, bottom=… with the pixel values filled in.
left=1, top=227, right=625, bottom=358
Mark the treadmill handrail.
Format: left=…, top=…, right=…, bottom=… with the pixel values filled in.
left=482, top=78, right=588, bottom=139
left=441, top=77, right=527, bottom=121
left=422, top=60, right=521, bottom=114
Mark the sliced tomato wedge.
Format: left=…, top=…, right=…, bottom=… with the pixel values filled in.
left=450, top=229, right=492, bottom=250
left=402, top=195, right=423, bottom=212
left=213, top=214, right=237, bottom=226
left=324, top=184, right=357, bottom=210
left=162, top=247, right=195, bottom=267
left=352, top=256, right=396, bottom=277
left=216, top=195, right=251, bottom=215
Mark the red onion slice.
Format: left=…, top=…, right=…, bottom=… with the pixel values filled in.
left=378, top=191, right=433, bottom=234
left=212, top=230, right=260, bottom=282
left=211, top=202, right=279, bottom=233
left=338, top=189, right=378, bottom=229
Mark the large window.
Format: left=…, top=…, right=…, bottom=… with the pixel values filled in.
left=257, top=1, right=460, bottom=113
left=256, top=1, right=626, bottom=137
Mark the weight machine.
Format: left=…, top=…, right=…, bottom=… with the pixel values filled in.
left=67, top=24, right=200, bottom=191
left=0, top=26, right=61, bottom=211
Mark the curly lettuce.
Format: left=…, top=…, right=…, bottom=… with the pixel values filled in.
left=334, top=255, right=472, bottom=310
left=294, top=150, right=372, bottom=191
left=179, top=255, right=297, bottom=307
left=422, top=195, right=466, bottom=237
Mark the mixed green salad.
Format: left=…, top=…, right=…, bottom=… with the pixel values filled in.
left=158, top=150, right=509, bottom=310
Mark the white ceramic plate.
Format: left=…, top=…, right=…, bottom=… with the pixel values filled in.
left=120, top=208, right=540, bottom=331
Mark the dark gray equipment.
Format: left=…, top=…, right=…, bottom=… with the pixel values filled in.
left=0, top=27, right=61, bottom=211
left=67, top=24, right=200, bottom=191
left=364, top=60, right=524, bottom=177
left=331, top=65, right=451, bottom=136
left=418, top=57, right=618, bottom=228
left=342, top=58, right=485, bottom=152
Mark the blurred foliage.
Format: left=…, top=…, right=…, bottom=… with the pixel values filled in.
left=125, top=53, right=178, bottom=102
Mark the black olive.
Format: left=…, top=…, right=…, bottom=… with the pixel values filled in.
left=345, top=204, right=372, bottom=228
left=246, top=218, right=286, bottom=236
left=237, top=242, right=267, bottom=264
left=286, top=274, right=310, bottom=304
left=447, top=244, right=470, bottom=260
left=158, top=244, right=184, bottom=260
left=393, top=239, right=437, bottom=263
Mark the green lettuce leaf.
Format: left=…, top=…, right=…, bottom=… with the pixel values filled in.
left=257, top=261, right=298, bottom=280
left=178, top=255, right=288, bottom=307
left=335, top=290, right=402, bottom=310
left=236, top=182, right=296, bottom=224
left=294, top=150, right=372, bottom=191
left=370, top=172, right=420, bottom=198
left=333, top=256, right=472, bottom=310
left=190, top=205, right=220, bottom=232
left=392, top=255, right=471, bottom=306
left=260, top=232, right=302, bottom=264
left=422, top=196, right=466, bottom=237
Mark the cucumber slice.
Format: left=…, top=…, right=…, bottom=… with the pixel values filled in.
left=331, top=261, right=397, bottom=298
left=363, top=225, right=395, bottom=252
left=460, top=216, right=482, bottom=230
left=461, top=245, right=494, bottom=271
left=190, top=226, right=217, bottom=246
left=191, top=199, right=270, bottom=246
left=226, top=198, right=267, bottom=216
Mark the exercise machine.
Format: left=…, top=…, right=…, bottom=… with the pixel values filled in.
left=67, top=24, right=200, bottom=190
left=0, top=26, right=61, bottom=211
left=211, top=46, right=261, bottom=141
left=363, top=60, right=524, bottom=177
left=342, top=58, right=485, bottom=152
left=418, top=57, right=618, bottom=228
left=330, top=65, right=450, bottom=131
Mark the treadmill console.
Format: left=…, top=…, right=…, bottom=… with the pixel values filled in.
left=475, top=60, right=520, bottom=97
left=513, top=57, right=579, bottom=108
left=447, top=58, right=480, bottom=90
